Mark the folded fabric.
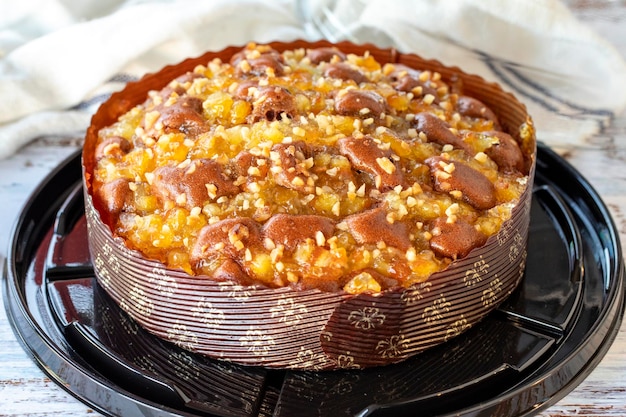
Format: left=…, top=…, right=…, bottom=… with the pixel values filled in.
left=1, top=0, right=625, bottom=159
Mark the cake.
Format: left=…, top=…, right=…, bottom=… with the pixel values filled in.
left=83, top=40, right=536, bottom=370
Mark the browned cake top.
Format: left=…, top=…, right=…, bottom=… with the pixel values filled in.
left=92, top=43, right=533, bottom=293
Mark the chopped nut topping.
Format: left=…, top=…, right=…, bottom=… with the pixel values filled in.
left=93, top=43, right=531, bottom=293
left=376, top=157, right=397, bottom=175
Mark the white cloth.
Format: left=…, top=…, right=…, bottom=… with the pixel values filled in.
left=1, top=0, right=625, bottom=158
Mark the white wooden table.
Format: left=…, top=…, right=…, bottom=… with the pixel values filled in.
left=1, top=2, right=625, bottom=416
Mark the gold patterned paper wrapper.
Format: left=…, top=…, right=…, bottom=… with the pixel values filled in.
left=83, top=40, right=536, bottom=370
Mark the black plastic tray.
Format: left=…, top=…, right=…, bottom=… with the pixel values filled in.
left=3, top=143, right=625, bottom=417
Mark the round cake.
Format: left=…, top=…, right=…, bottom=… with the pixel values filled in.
left=83, top=40, right=536, bottom=370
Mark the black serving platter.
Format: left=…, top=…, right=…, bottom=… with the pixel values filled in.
left=3, top=143, right=625, bottom=417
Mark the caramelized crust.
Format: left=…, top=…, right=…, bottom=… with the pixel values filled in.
left=156, top=96, right=207, bottom=137
left=429, top=217, right=488, bottom=259
left=92, top=43, right=533, bottom=293
left=262, top=213, right=335, bottom=252
left=306, top=47, right=346, bottom=64
left=426, top=156, right=497, bottom=210
left=344, top=207, right=412, bottom=251
left=338, top=136, right=405, bottom=191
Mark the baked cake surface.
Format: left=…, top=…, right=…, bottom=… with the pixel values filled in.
left=91, top=42, right=533, bottom=294
left=83, top=41, right=536, bottom=369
